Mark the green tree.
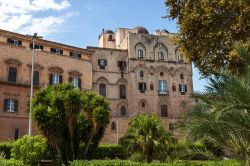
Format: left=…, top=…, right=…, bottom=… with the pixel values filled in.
left=120, top=114, right=176, bottom=163
left=32, top=84, right=110, bottom=163
left=165, top=0, right=250, bottom=76
left=182, top=47, right=250, bottom=165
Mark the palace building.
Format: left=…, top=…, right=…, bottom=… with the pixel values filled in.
left=0, top=27, right=193, bottom=143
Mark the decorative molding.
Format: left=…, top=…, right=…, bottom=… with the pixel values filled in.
left=48, top=66, right=64, bottom=73
left=68, top=70, right=82, bottom=76
left=27, top=63, right=44, bottom=70
left=4, top=58, right=22, bottom=66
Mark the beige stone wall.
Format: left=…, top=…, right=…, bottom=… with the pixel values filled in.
left=97, top=27, right=193, bottom=143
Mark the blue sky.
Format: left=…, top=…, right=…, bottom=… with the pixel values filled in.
left=0, top=0, right=207, bottom=91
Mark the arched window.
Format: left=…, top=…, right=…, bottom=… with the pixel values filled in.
left=150, top=82, right=154, bottom=90
left=141, top=102, right=145, bottom=108
left=161, top=105, right=168, bottom=117
left=178, top=54, right=184, bottom=62
left=138, top=50, right=144, bottom=58
left=99, top=83, right=106, bottom=97
left=119, top=85, right=126, bottom=99
left=120, top=106, right=126, bottom=116
left=111, top=122, right=116, bottom=131
left=139, top=71, right=144, bottom=77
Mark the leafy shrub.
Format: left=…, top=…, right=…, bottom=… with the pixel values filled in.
left=11, top=135, right=49, bottom=165
left=0, top=159, right=25, bottom=166
left=128, top=152, right=144, bottom=162
left=69, top=160, right=240, bottom=166
left=78, top=144, right=127, bottom=159
left=0, top=142, right=13, bottom=159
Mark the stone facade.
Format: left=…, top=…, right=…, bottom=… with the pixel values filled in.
left=0, top=27, right=193, bottom=143
left=89, top=27, right=193, bottom=143
left=0, top=29, right=92, bottom=141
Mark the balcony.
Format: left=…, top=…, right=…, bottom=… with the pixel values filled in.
left=158, top=91, right=168, bottom=96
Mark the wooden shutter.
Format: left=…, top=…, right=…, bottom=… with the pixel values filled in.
left=14, top=100, right=18, bottom=112
left=4, top=99, right=8, bottom=111
left=33, top=71, right=39, bottom=85
left=70, top=52, right=73, bottom=56
left=185, top=85, right=187, bottom=92
left=59, top=75, right=63, bottom=83
left=18, top=40, right=22, bottom=46
left=50, top=48, right=54, bottom=52
left=9, top=67, right=17, bottom=82
left=143, top=83, right=147, bottom=90
left=40, top=45, right=43, bottom=51
left=14, top=128, right=19, bottom=140
left=49, top=74, right=53, bottom=85
left=60, top=49, right=63, bottom=55
left=69, top=77, right=72, bottom=83
left=161, top=105, right=168, bottom=117
left=104, top=59, right=107, bottom=66
left=78, top=78, right=81, bottom=89
left=7, top=38, right=12, bottom=43
left=78, top=53, right=81, bottom=58
left=179, top=84, right=182, bottom=92
left=98, top=59, right=101, bottom=66
left=99, top=84, right=106, bottom=97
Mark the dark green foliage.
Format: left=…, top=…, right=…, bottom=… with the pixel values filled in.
left=32, top=84, right=110, bottom=163
left=0, top=159, right=25, bottom=166
left=78, top=144, right=127, bottom=159
left=165, top=0, right=250, bottom=76
left=0, top=142, right=13, bottom=159
left=68, top=160, right=240, bottom=166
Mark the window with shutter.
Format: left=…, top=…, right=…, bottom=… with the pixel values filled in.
left=158, top=52, right=164, bottom=60
left=4, top=99, right=16, bottom=112
left=150, top=82, right=154, bottom=90
left=179, top=84, right=186, bottom=95
left=99, top=83, right=106, bottom=97
left=7, top=38, right=22, bottom=46
left=139, top=71, right=144, bottom=77
left=14, top=128, right=19, bottom=140
left=51, top=74, right=60, bottom=85
left=138, top=82, right=146, bottom=93
left=111, top=122, right=116, bottom=131
left=120, top=106, right=126, bottom=116
left=8, top=67, right=17, bottom=82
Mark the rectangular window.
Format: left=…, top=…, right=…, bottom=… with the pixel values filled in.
left=4, top=99, right=18, bottom=112
left=158, top=80, right=167, bottom=95
left=30, top=43, right=43, bottom=50
left=118, top=61, right=126, bottom=69
left=98, top=59, right=107, bottom=70
left=99, top=83, right=106, bottom=97
left=33, top=71, right=39, bottom=85
left=8, top=67, right=17, bottom=82
left=138, top=82, right=146, bottom=93
left=7, top=38, right=22, bottom=46
left=70, top=51, right=81, bottom=59
left=119, top=85, right=126, bottom=99
left=50, top=48, right=63, bottom=55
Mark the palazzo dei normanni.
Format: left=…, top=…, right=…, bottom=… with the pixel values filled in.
left=0, top=26, right=193, bottom=143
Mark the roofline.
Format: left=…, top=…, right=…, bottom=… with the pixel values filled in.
left=87, top=46, right=128, bottom=52
left=0, top=29, right=93, bottom=54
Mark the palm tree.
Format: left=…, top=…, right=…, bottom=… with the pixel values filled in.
left=80, top=92, right=110, bottom=159
left=120, top=114, right=176, bottom=163
left=182, top=47, right=250, bottom=165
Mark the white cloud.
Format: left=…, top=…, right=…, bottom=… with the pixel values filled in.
left=0, top=0, right=72, bottom=37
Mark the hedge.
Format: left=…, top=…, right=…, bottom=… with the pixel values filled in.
left=0, top=142, right=13, bottom=159
left=78, top=144, right=127, bottom=159
left=0, top=159, right=25, bottom=166
left=69, top=160, right=240, bottom=166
